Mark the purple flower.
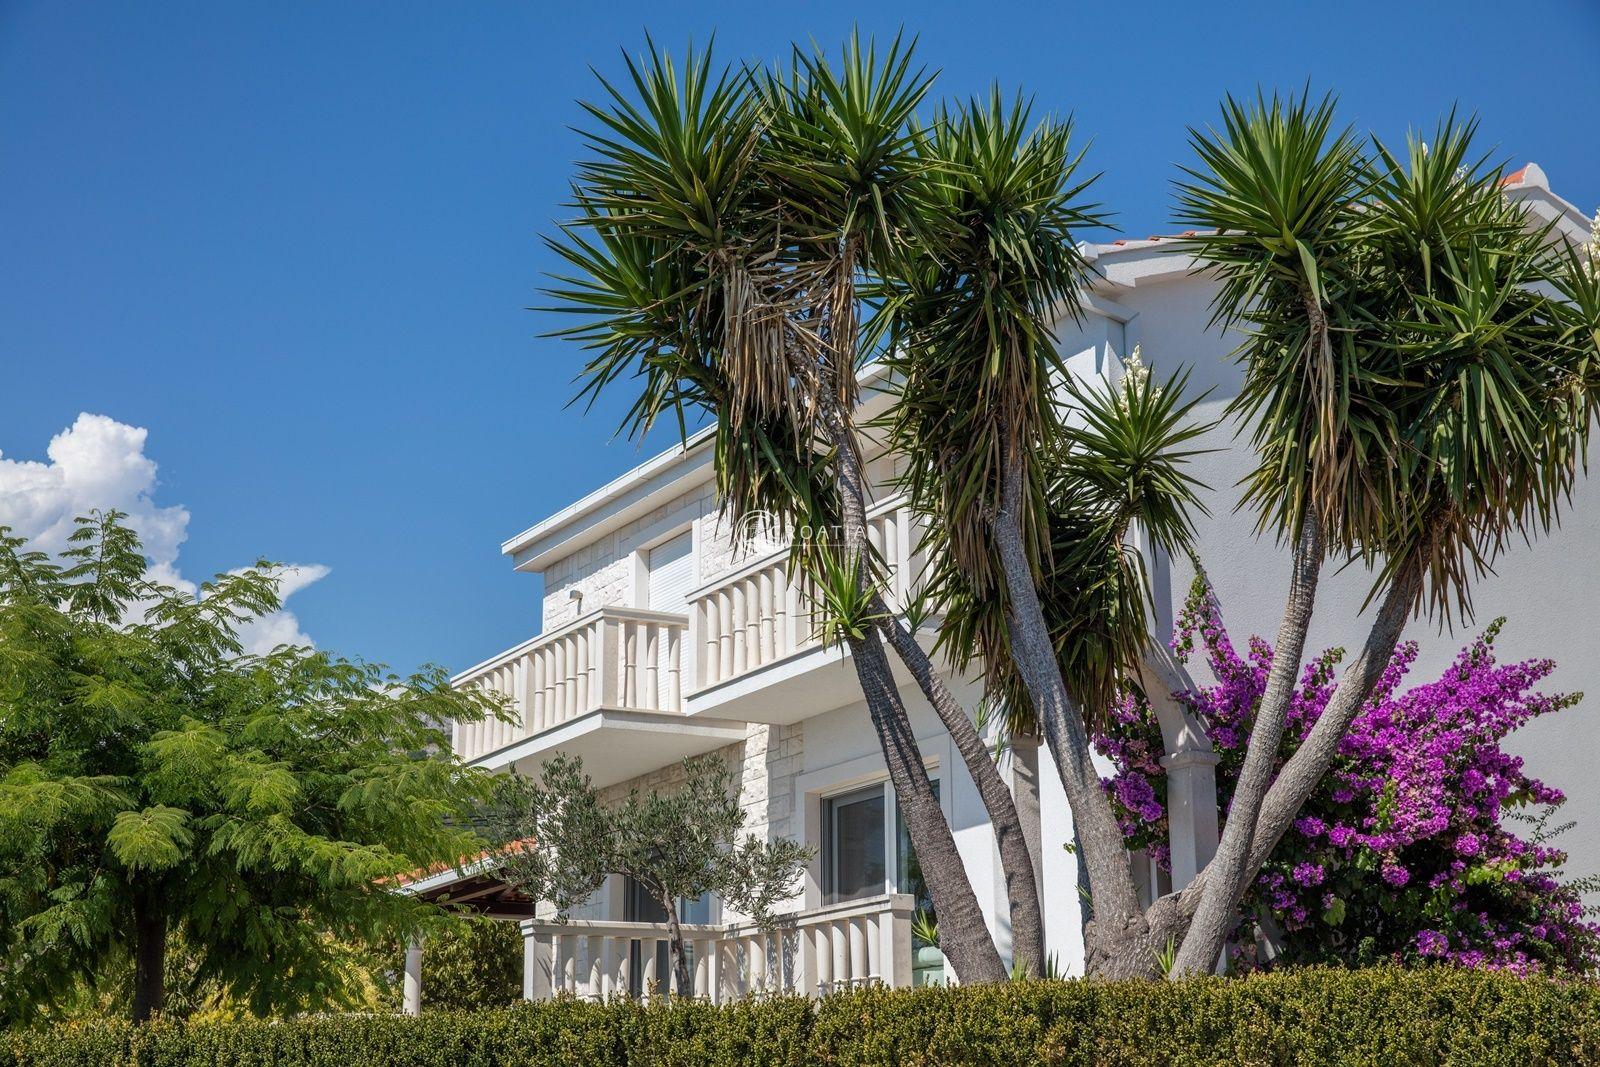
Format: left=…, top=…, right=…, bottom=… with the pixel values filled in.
left=1095, top=582, right=1599, bottom=976
left=1294, top=815, right=1327, bottom=838
left=1416, top=930, right=1449, bottom=957
left=1292, top=862, right=1326, bottom=887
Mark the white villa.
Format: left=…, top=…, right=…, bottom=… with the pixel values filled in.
left=400, top=163, right=1598, bottom=1012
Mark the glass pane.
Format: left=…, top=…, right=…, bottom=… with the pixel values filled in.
left=626, top=877, right=667, bottom=922
left=827, top=788, right=885, bottom=902
left=679, top=892, right=712, bottom=925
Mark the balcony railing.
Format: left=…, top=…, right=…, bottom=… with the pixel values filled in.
left=688, top=497, right=924, bottom=691
left=452, top=606, right=689, bottom=764
left=521, top=893, right=916, bottom=1002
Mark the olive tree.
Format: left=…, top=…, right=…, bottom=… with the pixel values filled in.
left=488, top=754, right=810, bottom=996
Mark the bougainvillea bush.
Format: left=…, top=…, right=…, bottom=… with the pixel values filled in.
left=1098, top=578, right=1600, bottom=974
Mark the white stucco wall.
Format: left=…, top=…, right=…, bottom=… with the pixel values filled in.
left=1078, top=263, right=1600, bottom=896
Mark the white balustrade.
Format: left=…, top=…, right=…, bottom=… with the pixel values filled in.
left=521, top=893, right=915, bottom=1002
left=451, top=607, right=688, bottom=764
left=689, top=498, right=924, bottom=691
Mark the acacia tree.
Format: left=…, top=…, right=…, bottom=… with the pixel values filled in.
left=0, top=511, right=501, bottom=1024
left=487, top=754, right=810, bottom=996
left=547, top=36, right=1037, bottom=981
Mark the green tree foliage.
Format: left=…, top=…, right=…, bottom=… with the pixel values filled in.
left=404, top=919, right=522, bottom=1014
left=487, top=754, right=810, bottom=996
left=0, top=511, right=502, bottom=1024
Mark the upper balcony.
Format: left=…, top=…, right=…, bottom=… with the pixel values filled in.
left=683, top=495, right=926, bottom=723
left=453, top=497, right=927, bottom=769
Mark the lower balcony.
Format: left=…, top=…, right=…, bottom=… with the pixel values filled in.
left=451, top=606, right=746, bottom=785
left=522, top=893, right=920, bottom=1001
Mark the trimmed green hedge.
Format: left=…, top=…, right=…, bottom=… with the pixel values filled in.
left=6, top=968, right=1599, bottom=1066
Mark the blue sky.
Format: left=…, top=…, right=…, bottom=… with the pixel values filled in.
left=2, top=1, right=1597, bottom=675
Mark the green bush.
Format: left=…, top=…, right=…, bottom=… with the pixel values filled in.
left=405, top=919, right=523, bottom=1014
left=6, top=968, right=1598, bottom=1066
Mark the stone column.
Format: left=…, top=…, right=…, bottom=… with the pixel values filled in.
left=402, top=938, right=424, bottom=1016
left=1139, top=648, right=1221, bottom=890
left=1162, top=743, right=1221, bottom=888
left=522, top=920, right=554, bottom=1001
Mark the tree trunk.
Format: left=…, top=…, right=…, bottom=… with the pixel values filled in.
left=1169, top=512, right=1324, bottom=977
left=130, top=893, right=166, bottom=1023
left=663, top=895, right=693, bottom=998
left=1243, top=571, right=1418, bottom=874
left=991, top=444, right=1142, bottom=972
left=819, top=402, right=1009, bottom=985
left=1167, top=569, right=1417, bottom=977
left=879, top=615, right=1047, bottom=975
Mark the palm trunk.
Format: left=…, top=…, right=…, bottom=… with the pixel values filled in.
left=845, top=628, right=1008, bottom=983
left=664, top=895, right=692, bottom=998
left=821, top=403, right=1009, bottom=985
left=1244, top=571, right=1417, bottom=873
left=992, top=444, right=1143, bottom=973
left=879, top=615, right=1047, bottom=974
left=130, top=893, right=166, bottom=1023
left=1169, top=511, right=1324, bottom=978
left=1010, top=731, right=1046, bottom=904
left=1170, top=569, right=1416, bottom=976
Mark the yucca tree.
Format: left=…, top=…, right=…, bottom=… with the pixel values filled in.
left=1166, top=96, right=1600, bottom=977
left=883, top=92, right=1220, bottom=975
left=545, top=36, right=1012, bottom=983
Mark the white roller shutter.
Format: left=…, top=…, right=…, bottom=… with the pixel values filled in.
left=646, top=531, right=694, bottom=613
left=646, top=532, right=694, bottom=708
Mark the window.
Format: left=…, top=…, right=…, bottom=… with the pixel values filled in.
left=822, top=779, right=939, bottom=905
left=824, top=786, right=886, bottom=903
left=894, top=782, right=939, bottom=916
left=644, top=531, right=694, bottom=613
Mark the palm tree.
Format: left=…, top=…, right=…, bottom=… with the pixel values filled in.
left=546, top=36, right=1011, bottom=983
left=883, top=92, right=1215, bottom=975
left=1166, top=97, right=1599, bottom=976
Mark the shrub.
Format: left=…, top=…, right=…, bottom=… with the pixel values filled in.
left=1098, top=580, right=1600, bottom=973
left=5, top=968, right=1598, bottom=1066
left=403, top=919, right=522, bottom=1014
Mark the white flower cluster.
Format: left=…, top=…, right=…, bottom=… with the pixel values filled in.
left=1118, top=344, right=1159, bottom=406
left=1586, top=209, right=1600, bottom=279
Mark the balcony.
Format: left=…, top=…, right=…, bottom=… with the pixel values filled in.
left=453, top=498, right=926, bottom=769
left=451, top=606, right=746, bottom=783
left=683, top=496, right=926, bottom=722
left=522, top=893, right=917, bottom=1001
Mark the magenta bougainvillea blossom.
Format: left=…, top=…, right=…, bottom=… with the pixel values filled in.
left=1097, top=578, right=1600, bottom=974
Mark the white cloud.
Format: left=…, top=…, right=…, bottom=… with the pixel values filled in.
left=0, top=413, right=326, bottom=655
